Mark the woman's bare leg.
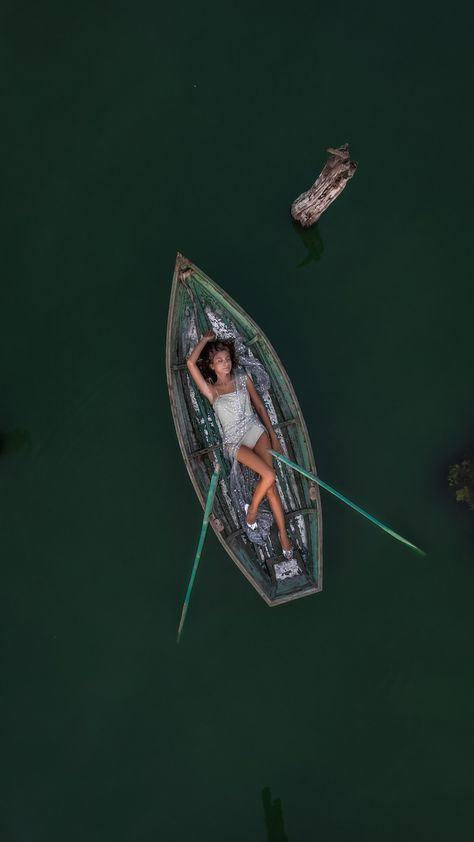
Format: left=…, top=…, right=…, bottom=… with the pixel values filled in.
left=253, top=433, right=291, bottom=552
left=265, top=486, right=291, bottom=551
left=236, top=444, right=275, bottom=524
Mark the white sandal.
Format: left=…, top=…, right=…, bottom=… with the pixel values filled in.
left=278, top=532, right=293, bottom=559
left=244, top=503, right=257, bottom=531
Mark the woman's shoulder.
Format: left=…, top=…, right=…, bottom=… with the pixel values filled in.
left=235, top=366, right=248, bottom=387
left=239, top=367, right=256, bottom=387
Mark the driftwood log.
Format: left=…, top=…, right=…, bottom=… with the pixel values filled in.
left=291, top=144, right=357, bottom=227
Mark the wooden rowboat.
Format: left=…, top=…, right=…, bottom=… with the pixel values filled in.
left=166, top=254, right=323, bottom=606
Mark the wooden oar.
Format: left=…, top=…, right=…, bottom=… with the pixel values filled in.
left=269, top=450, right=425, bottom=556
left=177, top=464, right=220, bottom=643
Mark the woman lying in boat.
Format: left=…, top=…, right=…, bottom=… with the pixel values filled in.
left=186, top=330, right=293, bottom=559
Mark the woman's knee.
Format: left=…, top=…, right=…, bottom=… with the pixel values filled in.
left=263, top=468, right=276, bottom=486
left=266, top=481, right=277, bottom=498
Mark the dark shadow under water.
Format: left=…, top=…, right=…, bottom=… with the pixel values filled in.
left=292, top=219, right=324, bottom=267
left=0, top=429, right=31, bottom=455
left=262, top=787, right=289, bottom=842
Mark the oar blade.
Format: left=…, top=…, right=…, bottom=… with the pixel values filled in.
left=382, top=527, right=426, bottom=556
left=177, top=605, right=188, bottom=644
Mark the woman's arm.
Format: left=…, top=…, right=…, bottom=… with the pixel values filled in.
left=246, top=376, right=282, bottom=453
left=186, top=330, right=216, bottom=403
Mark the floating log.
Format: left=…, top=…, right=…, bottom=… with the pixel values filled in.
left=291, top=144, right=357, bottom=227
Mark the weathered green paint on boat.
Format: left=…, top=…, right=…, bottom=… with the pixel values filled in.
left=166, top=253, right=323, bottom=606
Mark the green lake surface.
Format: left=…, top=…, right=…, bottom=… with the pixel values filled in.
left=2, top=2, right=474, bottom=840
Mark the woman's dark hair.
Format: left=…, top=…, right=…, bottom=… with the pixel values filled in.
left=197, top=339, right=238, bottom=383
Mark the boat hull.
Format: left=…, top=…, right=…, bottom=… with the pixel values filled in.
left=166, top=254, right=323, bottom=605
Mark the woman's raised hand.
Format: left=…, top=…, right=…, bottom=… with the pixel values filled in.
left=270, top=431, right=283, bottom=454
left=203, top=329, right=216, bottom=342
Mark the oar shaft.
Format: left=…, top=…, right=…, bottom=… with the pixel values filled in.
left=177, top=466, right=220, bottom=643
left=269, top=450, right=425, bottom=556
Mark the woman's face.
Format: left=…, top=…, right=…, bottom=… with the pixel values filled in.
left=210, top=348, right=232, bottom=378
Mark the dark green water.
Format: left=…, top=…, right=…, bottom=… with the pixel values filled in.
left=2, top=2, right=474, bottom=839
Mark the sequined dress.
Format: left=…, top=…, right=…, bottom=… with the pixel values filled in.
left=213, top=368, right=265, bottom=460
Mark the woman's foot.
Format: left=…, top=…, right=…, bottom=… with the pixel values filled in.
left=245, top=503, right=258, bottom=530
left=278, top=531, right=293, bottom=558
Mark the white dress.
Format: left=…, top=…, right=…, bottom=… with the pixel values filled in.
left=213, top=368, right=265, bottom=459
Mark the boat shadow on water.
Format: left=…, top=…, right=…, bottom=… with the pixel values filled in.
left=261, top=787, right=289, bottom=842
